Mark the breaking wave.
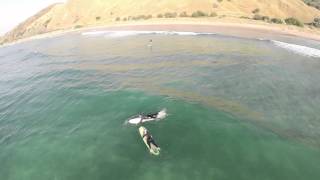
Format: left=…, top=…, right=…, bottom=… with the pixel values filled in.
left=271, top=40, right=320, bottom=58
left=81, top=30, right=215, bottom=37
left=81, top=30, right=320, bottom=58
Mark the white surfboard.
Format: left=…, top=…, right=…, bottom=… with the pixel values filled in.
left=139, top=126, right=160, bottom=155
left=128, top=109, right=167, bottom=125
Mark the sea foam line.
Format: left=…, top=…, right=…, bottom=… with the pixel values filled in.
left=81, top=30, right=215, bottom=37
left=271, top=40, right=320, bottom=58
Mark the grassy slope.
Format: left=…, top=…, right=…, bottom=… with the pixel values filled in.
left=1, top=0, right=320, bottom=44
left=63, top=0, right=320, bottom=21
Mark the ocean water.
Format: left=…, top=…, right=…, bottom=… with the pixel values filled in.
left=1, top=30, right=320, bottom=180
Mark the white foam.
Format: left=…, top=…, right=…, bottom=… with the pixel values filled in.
left=156, top=108, right=167, bottom=119
left=272, top=40, right=320, bottom=58
left=81, top=31, right=109, bottom=36
left=81, top=30, right=214, bottom=37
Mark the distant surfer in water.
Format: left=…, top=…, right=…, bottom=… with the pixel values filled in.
left=148, top=39, right=153, bottom=51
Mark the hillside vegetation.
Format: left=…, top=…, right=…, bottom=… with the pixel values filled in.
left=1, top=0, right=320, bottom=44
left=303, top=0, right=320, bottom=9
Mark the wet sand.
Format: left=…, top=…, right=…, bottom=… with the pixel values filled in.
left=97, top=22, right=320, bottom=41
left=2, top=19, right=320, bottom=47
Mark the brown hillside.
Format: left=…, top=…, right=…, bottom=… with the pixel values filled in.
left=1, top=3, right=62, bottom=44
left=1, top=0, right=320, bottom=44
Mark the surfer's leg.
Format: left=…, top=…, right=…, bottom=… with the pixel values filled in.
left=150, top=139, right=159, bottom=148
left=147, top=140, right=152, bottom=149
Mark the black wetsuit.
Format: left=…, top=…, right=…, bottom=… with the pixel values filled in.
left=145, top=113, right=158, bottom=119
left=144, top=134, right=159, bottom=148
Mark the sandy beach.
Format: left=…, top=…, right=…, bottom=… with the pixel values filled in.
left=1, top=18, right=320, bottom=47
left=93, top=18, right=320, bottom=40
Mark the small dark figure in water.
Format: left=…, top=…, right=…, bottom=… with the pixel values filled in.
left=148, top=39, right=153, bottom=51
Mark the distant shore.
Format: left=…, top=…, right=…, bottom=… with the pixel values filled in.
left=2, top=18, right=320, bottom=47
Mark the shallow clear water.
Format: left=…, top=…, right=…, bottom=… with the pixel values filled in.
left=1, top=31, right=320, bottom=180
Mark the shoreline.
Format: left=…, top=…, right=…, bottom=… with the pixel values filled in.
left=1, top=18, right=320, bottom=48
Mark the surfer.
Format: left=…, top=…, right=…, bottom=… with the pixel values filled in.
left=139, top=126, right=160, bottom=155
left=148, top=39, right=153, bottom=51
left=143, top=129, right=159, bottom=149
left=145, top=112, right=158, bottom=119
left=138, top=112, right=158, bottom=124
left=127, top=109, right=167, bottom=125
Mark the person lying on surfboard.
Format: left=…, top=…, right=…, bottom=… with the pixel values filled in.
left=127, top=109, right=167, bottom=125
left=143, top=129, right=159, bottom=149
left=138, top=112, right=159, bottom=123
left=144, top=112, right=158, bottom=119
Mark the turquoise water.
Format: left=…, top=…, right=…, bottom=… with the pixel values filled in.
left=1, top=31, right=320, bottom=180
